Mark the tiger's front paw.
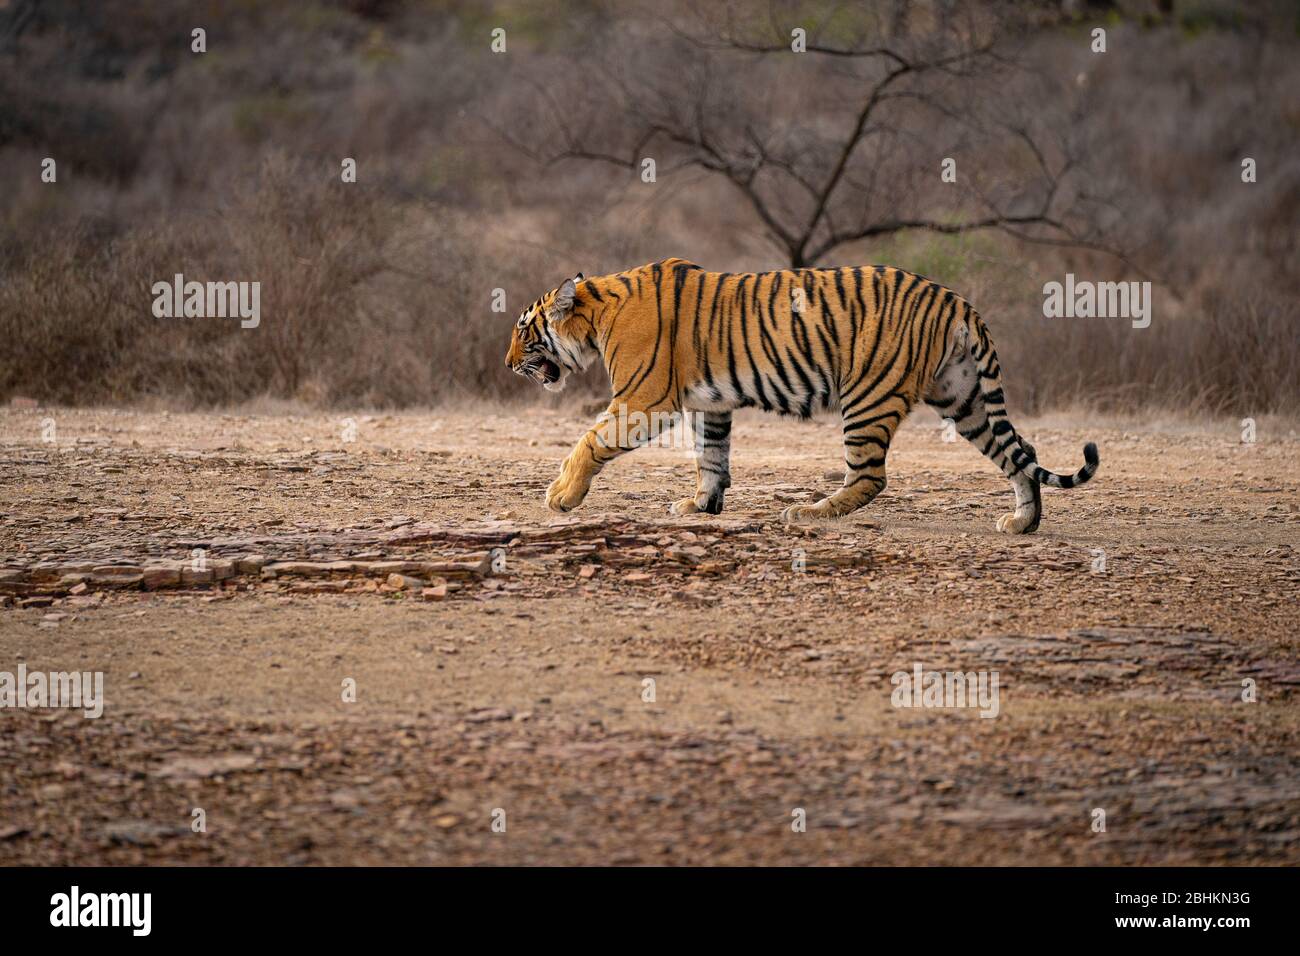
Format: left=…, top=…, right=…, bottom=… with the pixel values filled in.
left=545, top=473, right=590, bottom=513
left=670, top=497, right=701, bottom=516
left=996, top=511, right=1036, bottom=534
left=781, top=500, right=834, bottom=523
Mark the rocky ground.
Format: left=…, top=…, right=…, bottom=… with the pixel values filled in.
left=0, top=405, right=1297, bottom=865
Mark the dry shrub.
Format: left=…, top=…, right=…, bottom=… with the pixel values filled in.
left=0, top=157, right=552, bottom=408
left=996, top=289, right=1298, bottom=418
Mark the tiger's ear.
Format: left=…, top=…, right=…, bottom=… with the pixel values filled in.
left=551, top=276, right=580, bottom=317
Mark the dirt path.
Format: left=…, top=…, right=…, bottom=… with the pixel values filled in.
left=1, top=406, right=1297, bottom=865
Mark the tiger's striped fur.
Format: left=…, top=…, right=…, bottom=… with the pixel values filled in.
left=505, top=258, right=1098, bottom=531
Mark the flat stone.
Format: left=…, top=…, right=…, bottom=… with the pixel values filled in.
left=90, top=568, right=143, bottom=589
left=234, top=555, right=265, bottom=575
left=180, top=566, right=214, bottom=586
left=386, top=573, right=425, bottom=591
left=262, top=561, right=356, bottom=578
left=142, top=566, right=182, bottom=589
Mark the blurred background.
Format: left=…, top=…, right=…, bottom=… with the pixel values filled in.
left=0, top=0, right=1296, bottom=414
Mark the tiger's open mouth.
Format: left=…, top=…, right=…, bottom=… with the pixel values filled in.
left=520, top=357, right=561, bottom=386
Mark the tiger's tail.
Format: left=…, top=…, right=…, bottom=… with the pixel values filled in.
left=963, top=309, right=1100, bottom=490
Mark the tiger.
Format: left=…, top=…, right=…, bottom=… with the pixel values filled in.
left=505, top=257, right=1098, bottom=532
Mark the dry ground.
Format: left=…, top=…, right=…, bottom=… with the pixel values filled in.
left=0, top=405, right=1297, bottom=865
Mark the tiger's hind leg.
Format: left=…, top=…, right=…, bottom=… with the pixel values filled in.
left=781, top=399, right=904, bottom=523
left=1002, top=438, right=1042, bottom=534
left=924, top=346, right=1041, bottom=534
left=671, top=411, right=732, bottom=515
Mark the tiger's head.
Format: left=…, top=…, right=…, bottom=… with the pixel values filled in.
left=505, top=273, right=596, bottom=393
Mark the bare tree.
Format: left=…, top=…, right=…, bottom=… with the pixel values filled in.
left=503, top=1, right=1143, bottom=274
